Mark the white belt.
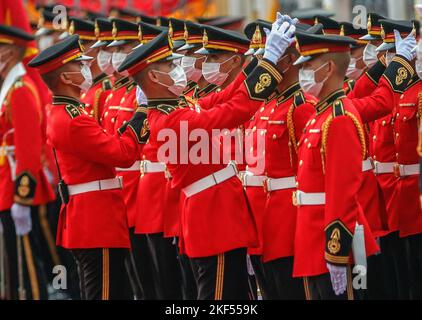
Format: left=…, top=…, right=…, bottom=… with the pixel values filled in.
left=140, top=160, right=166, bottom=175
left=394, top=163, right=420, bottom=177
left=183, top=162, right=238, bottom=198
left=264, top=176, right=296, bottom=193
left=292, top=190, right=326, bottom=206
left=362, top=158, right=374, bottom=172
left=68, top=177, right=123, bottom=196
left=115, top=160, right=141, bottom=172
left=241, top=173, right=266, bottom=187
left=373, top=161, right=395, bottom=175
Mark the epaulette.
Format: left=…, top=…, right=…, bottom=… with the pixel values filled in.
left=65, top=104, right=82, bottom=118
left=332, top=100, right=345, bottom=117
left=102, top=78, right=112, bottom=91
left=293, top=91, right=306, bottom=107
left=156, top=104, right=178, bottom=115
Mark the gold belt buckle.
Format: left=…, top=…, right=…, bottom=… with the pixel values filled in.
left=140, top=160, right=146, bottom=177
left=263, top=178, right=269, bottom=193
left=292, top=191, right=298, bottom=206
left=393, top=164, right=402, bottom=178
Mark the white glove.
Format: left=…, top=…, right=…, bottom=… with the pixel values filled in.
left=326, top=263, right=347, bottom=296
left=11, top=203, right=32, bottom=236
left=275, top=12, right=299, bottom=27
left=136, top=85, right=148, bottom=106
left=395, top=29, right=417, bottom=61
left=263, top=21, right=296, bottom=65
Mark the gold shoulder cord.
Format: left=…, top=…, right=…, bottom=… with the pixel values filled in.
left=286, top=103, right=298, bottom=167
left=93, top=88, right=102, bottom=123
left=320, top=112, right=366, bottom=174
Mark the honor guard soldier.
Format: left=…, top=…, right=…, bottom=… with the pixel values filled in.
left=28, top=34, right=149, bottom=300
left=292, top=27, right=415, bottom=299
left=68, top=17, right=113, bottom=123
left=382, top=19, right=422, bottom=299
left=178, top=21, right=207, bottom=96
left=0, top=24, right=56, bottom=300
left=119, top=19, right=296, bottom=299
left=89, top=18, right=122, bottom=132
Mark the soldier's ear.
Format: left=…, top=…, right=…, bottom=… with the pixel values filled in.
left=59, top=72, right=73, bottom=85
left=147, top=69, right=160, bottom=84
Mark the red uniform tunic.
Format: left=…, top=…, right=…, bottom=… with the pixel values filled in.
left=148, top=59, right=282, bottom=258
left=80, top=73, right=113, bottom=123
left=390, top=77, right=422, bottom=237
left=0, top=65, right=55, bottom=211
left=100, top=77, right=131, bottom=132
left=243, top=97, right=275, bottom=256
left=348, top=61, right=390, bottom=237
left=47, top=96, right=142, bottom=248
left=112, top=85, right=140, bottom=229
left=294, top=57, right=414, bottom=277
left=294, top=90, right=379, bottom=277
left=261, top=84, right=315, bottom=262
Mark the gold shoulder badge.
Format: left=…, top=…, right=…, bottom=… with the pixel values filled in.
left=254, top=73, right=271, bottom=94
left=327, top=228, right=341, bottom=254
left=69, top=21, right=75, bottom=35
left=252, top=25, right=262, bottom=45
left=112, top=22, right=118, bottom=38
left=95, top=21, right=100, bottom=37
left=203, top=29, right=208, bottom=47
left=65, top=104, right=82, bottom=119
left=396, top=67, right=408, bottom=86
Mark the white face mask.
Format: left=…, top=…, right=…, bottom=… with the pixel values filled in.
left=97, top=50, right=114, bottom=75
left=385, top=51, right=395, bottom=66
left=202, top=56, right=234, bottom=86
left=346, top=57, right=364, bottom=80
left=112, top=51, right=128, bottom=75
left=136, top=85, right=148, bottom=105
left=181, top=56, right=203, bottom=83
left=416, top=60, right=422, bottom=80
left=153, top=64, right=187, bottom=96
left=38, top=35, right=54, bottom=51
left=80, top=63, right=93, bottom=93
left=299, top=62, right=329, bottom=97
left=363, top=43, right=378, bottom=68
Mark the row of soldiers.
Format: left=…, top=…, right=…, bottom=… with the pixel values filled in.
left=1, top=4, right=422, bottom=300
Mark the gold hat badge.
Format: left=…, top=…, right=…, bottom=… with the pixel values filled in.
left=95, top=21, right=100, bottom=37
left=69, top=20, right=75, bottom=35
left=112, top=22, right=118, bottom=38
left=203, top=29, right=208, bottom=47
left=252, top=25, right=262, bottom=45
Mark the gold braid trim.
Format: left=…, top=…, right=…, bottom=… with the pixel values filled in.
left=286, top=103, right=298, bottom=167
left=321, top=112, right=367, bottom=174
left=93, top=88, right=102, bottom=123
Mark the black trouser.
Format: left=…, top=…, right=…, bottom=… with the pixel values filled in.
left=263, top=256, right=306, bottom=300
left=303, top=268, right=354, bottom=300
left=190, top=248, right=249, bottom=300
left=129, top=229, right=157, bottom=300
left=405, top=233, right=422, bottom=299
left=71, top=248, right=130, bottom=300
left=380, top=231, right=411, bottom=299
left=0, top=210, right=48, bottom=300
left=249, top=255, right=277, bottom=300
left=146, top=233, right=182, bottom=299
left=175, top=238, right=197, bottom=300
